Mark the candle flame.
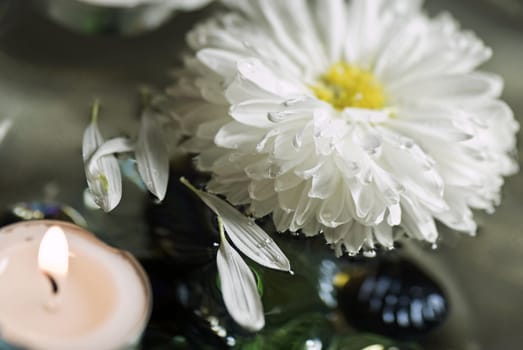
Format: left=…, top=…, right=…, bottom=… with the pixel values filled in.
left=38, top=226, right=69, bottom=277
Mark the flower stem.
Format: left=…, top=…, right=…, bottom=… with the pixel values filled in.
left=179, top=176, right=201, bottom=195
left=91, top=99, right=101, bottom=123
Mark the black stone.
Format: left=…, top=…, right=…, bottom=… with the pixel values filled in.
left=338, top=258, right=448, bottom=340
left=145, top=169, right=219, bottom=268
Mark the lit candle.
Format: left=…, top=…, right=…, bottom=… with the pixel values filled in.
left=0, top=220, right=151, bottom=350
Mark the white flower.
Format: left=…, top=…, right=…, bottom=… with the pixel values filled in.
left=167, top=0, right=519, bottom=256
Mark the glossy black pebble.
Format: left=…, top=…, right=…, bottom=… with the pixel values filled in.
left=338, top=259, right=448, bottom=340
left=146, top=171, right=219, bottom=267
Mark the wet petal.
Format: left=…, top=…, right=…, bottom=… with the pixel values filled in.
left=181, top=178, right=291, bottom=272
left=216, top=219, right=265, bottom=331
left=136, top=110, right=170, bottom=201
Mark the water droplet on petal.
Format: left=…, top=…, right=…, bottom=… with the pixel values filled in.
left=283, top=96, right=309, bottom=106
left=395, top=184, right=405, bottom=194
left=363, top=250, right=377, bottom=258
left=348, top=161, right=359, bottom=172
left=431, top=243, right=438, bottom=250
left=384, top=189, right=397, bottom=202
left=399, top=138, right=414, bottom=149
left=242, top=40, right=253, bottom=49
left=289, top=269, right=295, bottom=276
left=268, top=111, right=284, bottom=122
left=292, top=132, right=303, bottom=149
left=363, top=172, right=373, bottom=184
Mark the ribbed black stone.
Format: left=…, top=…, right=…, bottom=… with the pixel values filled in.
left=338, top=258, right=448, bottom=340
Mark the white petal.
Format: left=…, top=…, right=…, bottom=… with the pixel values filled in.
left=136, top=111, right=170, bottom=201
left=373, top=221, right=394, bottom=248
left=216, top=221, right=265, bottom=331
left=82, top=113, right=131, bottom=212
left=197, top=48, right=243, bottom=79
left=313, top=0, right=346, bottom=62
left=82, top=114, right=103, bottom=162
left=392, top=72, right=503, bottom=104
left=87, top=137, right=134, bottom=169
left=215, top=121, right=264, bottom=149
left=237, top=58, right=306, bottom=97
left=181, top=178, right=291, bottom=272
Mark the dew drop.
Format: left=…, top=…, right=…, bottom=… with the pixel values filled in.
left=363, top=250, right=377, bottom=258
left=292, top=133, right=303, bottom=148
left=283, top=96, right=308, bottom=106
left=242, top=40, right=253, bottom=49
left=268, top=111, right=285, bottom=122
left=305, top=339, right=322, bottom=350
left=400, top=138, right=414, bottom=149
left=395, top=184, right=405, bottom=194
left=348, top=161, right=359, bottom=172
left=384, top=189, right=397, bottom=202
left=431, top=243, right=438, bottom=250
left=226, top=337, right=236, bottom=346
left=473, top=151, right=488, bottom=161
left=289, top=269, right=295, bottom=276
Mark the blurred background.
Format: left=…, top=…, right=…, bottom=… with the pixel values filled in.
left=0, top=0, right=521, bottom=349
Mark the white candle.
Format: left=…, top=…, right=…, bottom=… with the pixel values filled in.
left=0, top=220, right=151, bottom=350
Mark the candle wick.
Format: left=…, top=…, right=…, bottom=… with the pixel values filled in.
left=45, top=273, right=59, bottom=295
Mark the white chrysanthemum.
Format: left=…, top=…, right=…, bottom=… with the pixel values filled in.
left=168, top=0, right=518, bottom=255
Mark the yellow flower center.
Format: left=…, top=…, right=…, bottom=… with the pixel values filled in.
left=311, top=62, right=386, bottom=110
